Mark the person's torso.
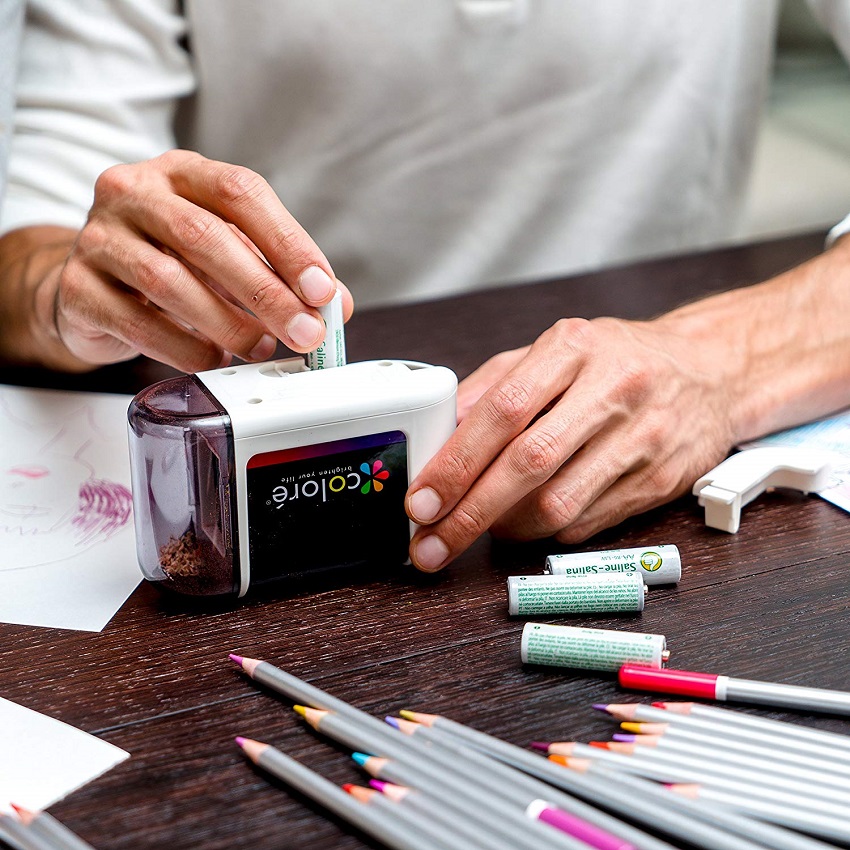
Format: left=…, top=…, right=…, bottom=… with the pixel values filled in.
left=178, top=1, right=779, bottom=306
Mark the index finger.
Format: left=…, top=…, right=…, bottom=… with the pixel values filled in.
left=406, top=320, right=587, bottom=526
left=165, top=152, right=339, bottom=308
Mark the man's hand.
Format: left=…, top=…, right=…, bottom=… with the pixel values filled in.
left=0, top=150, right=352, bottom=372
left=405, top=237, right=850, bottom=571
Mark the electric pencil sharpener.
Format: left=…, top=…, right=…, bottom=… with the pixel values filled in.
left=127, top=358, right=457, bottom=596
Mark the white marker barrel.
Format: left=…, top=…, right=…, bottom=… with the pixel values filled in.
left=521, top=623, right=667, bottom=672
left=507, top=573, right=645, bottom=616
left=545, top=544, right=681, bottom=586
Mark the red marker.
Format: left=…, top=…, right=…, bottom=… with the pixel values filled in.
left=618, top=665, right=850, bottom=715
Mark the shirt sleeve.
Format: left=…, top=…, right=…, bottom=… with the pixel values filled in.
left=0, top=0, right=195, bottom=236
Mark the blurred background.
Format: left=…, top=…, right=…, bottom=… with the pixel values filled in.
left=739, top=0, right=850, bottom=241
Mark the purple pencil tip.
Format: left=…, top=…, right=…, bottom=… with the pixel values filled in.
left=591, top=704, right=610, bottom=713
left=229, top=653, right=244, bottom=666
left=235, top=736, right=246, bottom=748
left=384, top=716, right=401, bottom=729
left=613, top=733, right=637, bottom=742
left=529, top=741, right=551, bottom=752
left=369, top=779, right=388, bottom=792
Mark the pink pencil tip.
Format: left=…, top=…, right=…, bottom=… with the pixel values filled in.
left=529, top=741, right=551, bottom=752
left=229, top=653, right=244, bottom=666
left=235, top=736, right=247, bottom=748
left=370, top=780, right=388, bottom=792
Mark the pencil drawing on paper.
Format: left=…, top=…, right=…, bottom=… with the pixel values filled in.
left=0, top=395, right=132, bottom=570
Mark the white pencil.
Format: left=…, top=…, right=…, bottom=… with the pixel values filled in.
left=655, top=701, right=850, bottom=752
left=586, top=740, right=850, bottom=804
left=608, top=731, right=850, bottom=790
left=599, top=703, right=850, bottom=766
left=667, top=782, right=850, bottom=845
left=548, top=746, right=850, bottom=820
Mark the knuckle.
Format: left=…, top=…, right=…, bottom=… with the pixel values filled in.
left=94, top=164, right=136, bottom=201
left=436, top=445, right=478, bottom=486
left=74, top=220, right=108, bottom=257
left=265, top=224, right=314, bottom=267
left=513, top=428, right=564, bottom=476
left=172, top=211, right=223, bottom=253
left=135, top=253, right=179, bottom=295
left=613, top=361, right=652, bottom=405
left=486, top=379, right=534, bottom=427
left=449, top=501, right=489, bottom=541
left=216, top=312, right=255, bottom=353
left=216, top=165, right=267, bottom=206
left=646, top=464, right=677, bottom=496
left=58, top=261, right=87, bottom=311
left=246, top=271, right=286, bottom=310
left=537, top=488, right=583, bottom=530
left=118, top=306, right=149, bottom=345
left=550, top=316, right=592, bottom=348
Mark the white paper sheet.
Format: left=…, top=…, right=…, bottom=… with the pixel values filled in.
left=743, top=410, right=850, bottom=513
left=0, top=385, right=140, bottom=630
left=0, top=697, right=128, bottom=813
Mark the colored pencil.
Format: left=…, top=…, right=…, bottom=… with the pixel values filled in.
left=386, top=717, right=648, bottom=850
left=549, top=749, right=849, bottom=819
left=351, top=752, right=585, bottom=850
left=619, top=664, right=850, bottom=715
left=234, top=649, right=590, bottom=847
left=235, top=737, right=444, bottom=850
left=342, top=785, right=490, bottom=850
left=9, top=808, right=94, bottom=850
left=295, top=707, right=573, bottom=850
left=587, top=740, right=850, bottom=803
left=399, top=711, right=774, bottom=850
left=666, top=782, right=850, bottom=844
left=366, top=781, right=518, bottom=850
left=617, top=721, right=850, bottom=776
left=607, top=732, right=850, bottom=787
left=655, top=701, right=850, bottom=753
left=0, top=820, right=31, bottom=850
left=0, top=817, right=52, bottom=850
left=586, top=766, right=837, bottom=850
left=598, top=703, right=850, bottom=765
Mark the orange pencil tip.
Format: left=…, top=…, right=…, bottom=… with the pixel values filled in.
left=9, top=804, right=34, bottom=825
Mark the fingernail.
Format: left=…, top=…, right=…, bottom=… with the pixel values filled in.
left=287, top=313, right=324, bottom=349
left=248, top=333, right=276, bottom=361
left=299, top=266, right=335, bottom=303
left=408, top=487, right=442, bottom=523
left=413, top=535, right=450, bottom=572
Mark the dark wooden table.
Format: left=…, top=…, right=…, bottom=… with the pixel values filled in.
left=3, top=231, right=849, bottom=849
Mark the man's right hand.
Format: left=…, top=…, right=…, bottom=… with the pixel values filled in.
left=1, top=149, right=353, bottom=372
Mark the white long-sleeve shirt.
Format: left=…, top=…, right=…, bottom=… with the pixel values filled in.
left=2, top=1, right=849, bottom=307
left=0, top=0, right=24, bottom=203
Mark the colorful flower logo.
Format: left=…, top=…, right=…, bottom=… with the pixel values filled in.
left=360, top=459, right=390, bottom=494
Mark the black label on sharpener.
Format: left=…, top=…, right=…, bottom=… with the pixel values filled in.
left=246, top=430, right=409, bottom=583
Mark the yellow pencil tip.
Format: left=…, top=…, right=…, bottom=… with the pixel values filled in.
left=293, top=705, right=307, bottom=717
left=399, top=710, right=416, bottom=721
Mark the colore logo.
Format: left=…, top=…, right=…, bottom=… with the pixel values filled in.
left=360, top=460, right=390, bottom=494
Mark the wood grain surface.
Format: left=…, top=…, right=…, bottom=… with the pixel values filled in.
left=4, top=231, right=849, bottom=849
